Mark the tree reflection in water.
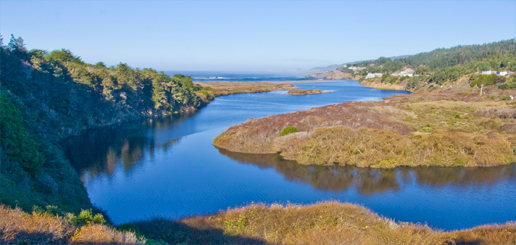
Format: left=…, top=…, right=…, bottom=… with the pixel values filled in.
left=62, top=112, right=194, bottom=180
left=217, top=148, right=516, bottom=195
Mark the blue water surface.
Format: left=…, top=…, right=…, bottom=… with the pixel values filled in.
left=65, top=80, right=516, bottom=230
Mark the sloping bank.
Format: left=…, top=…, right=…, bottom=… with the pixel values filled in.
left=214, top=89, right=516, bottom=168
left=2, top=202, right=515, bottom=245
left=0, top=38, right=204, bottom=214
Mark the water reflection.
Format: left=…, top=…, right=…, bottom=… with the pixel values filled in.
left=63, top=112, right=194, bottom=179
left=217, top=148, right=516, bottom=194
left=61, top=82, right=514, bottom=229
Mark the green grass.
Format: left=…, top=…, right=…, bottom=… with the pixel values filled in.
left=280, top=126, right=299, bottom=136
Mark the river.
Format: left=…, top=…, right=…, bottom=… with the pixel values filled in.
left=64, top=80, right=516, bottom=230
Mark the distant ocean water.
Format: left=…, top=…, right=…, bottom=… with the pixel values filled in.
left=163, top=71, right=318, bottom=82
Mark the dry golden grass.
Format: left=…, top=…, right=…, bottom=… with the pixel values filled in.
left=451, top=223, right=516, bottom=245
left=0, top=205, right=141, bottom=244
left=70, top=224, right=139, bottom=244
left=3, top=203, right=513, bottom=245
left=0, top=205, right=74, bottom=244
left=134, top=201, right=515, bottom=245
left=285, top=88, right=323, bottom=95
left=195, top=81, right=294, bottom=97
left=214, top=91, right=516, bottom=168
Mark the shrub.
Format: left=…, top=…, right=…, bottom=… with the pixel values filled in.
left=280, top=126, right=299, bottom=136
left=399, top=75, right=408, bottom=82
left=497, top=82, right=516, bottom=90
left=67, top=209, right=106, bottom=226
left=381, top=74, right=391, bottom=83
left=470, top=74, right=494, bottom=87
left=469, top=74, right=478, bottom=81
left=0, top=93, right=44, bottom=175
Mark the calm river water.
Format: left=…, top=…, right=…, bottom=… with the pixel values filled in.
left=65, top=81, right=516, bottom=230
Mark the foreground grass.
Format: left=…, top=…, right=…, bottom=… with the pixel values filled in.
left=0, top=205, right=142, bottom=244
left=214, top=89, right=516, bottom=168
left=2, top=202, right=514, bottom=245
left=135, top=202, right=514, bottom=245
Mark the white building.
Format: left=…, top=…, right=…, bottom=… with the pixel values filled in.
left=365, top=73, right=383, bottom=79
left=348, top=66, right=366, bottom=71
left=498, top=71, right=508, bottom=76
left=482, top=70, right=494, bottom=75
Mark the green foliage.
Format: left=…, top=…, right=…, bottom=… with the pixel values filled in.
left=406, top=76, right=421, bottom=90
left=469, top=74, right=478, bottom=81
left=67, top=209, right=106, bottom=226
left=381, top=74, right=392, bottom=83
left=48, top=49, right=84, bottom=64
left=350, top=39, right=515, bottom=86
left=280, top=126, right=299, bottom=136
left=428, top=85, right=437, bottom=92
left=497, top=82, right=516, bottom=90
left=0, top=35, right=203, bottom=214
left=0, top=93, right=44, bottom=174
left=470, top=75, right=494, bottom=87
left=429, top=66, right=469, bottom=84
left=224, top=216, right=247, bottom=236
left=414, top=66, right=431, bottom=75
left=398, top=75, right=409, bottom=82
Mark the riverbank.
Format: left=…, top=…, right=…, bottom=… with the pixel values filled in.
left=2, top=202, right=514, bottom=245
left=214, top=83, right=516, bottom=168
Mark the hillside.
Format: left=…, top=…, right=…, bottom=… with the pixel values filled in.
left=0, top=35, right=203, bottom=214
left=308, top=39, right=516, bottom=82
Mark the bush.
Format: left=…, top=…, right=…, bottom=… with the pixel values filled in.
left=469, top=74, right=478, bottom=81
left=497, top=82, right=516, bottom=90
left=280, top=126, right=299, bottom=136
left=67, top=209, right=106, bottom=226
left=0, top=93, right=44, bottom=175
left=381, top=74, right=391, bottom=83
left=470, top=75, right=494, bottom=87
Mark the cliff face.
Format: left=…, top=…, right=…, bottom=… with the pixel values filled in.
left=306, top=71, right=360, bottom=80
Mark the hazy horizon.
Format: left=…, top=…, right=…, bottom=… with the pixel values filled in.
left=2, top=0, right=515, bottom=73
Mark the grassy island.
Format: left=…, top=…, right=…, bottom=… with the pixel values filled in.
left=285, top=88, right=324, bottom=95
left=214, top=87, right=516, bottom=168
left=194, top=81, right=294, bottom=103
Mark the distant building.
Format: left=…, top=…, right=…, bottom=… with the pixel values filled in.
left=498, top=71, right=508, bottom=76
left=482, top=70, right=494, bottom=75
left=392, top=68, right=414, bottom=77
left=365, top=73, right=383, bottom=79
left=348, top=66, right=366, bottom=71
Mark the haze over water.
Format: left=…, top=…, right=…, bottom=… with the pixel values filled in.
left=65, top=80, right=516, bottom=230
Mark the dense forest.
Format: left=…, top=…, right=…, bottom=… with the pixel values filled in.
left=348, top=39, right=516, bottom=84
left=0, top=34, right=203, bottom=213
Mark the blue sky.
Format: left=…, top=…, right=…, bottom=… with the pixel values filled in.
left=1, top=0, right=515, bottom=72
